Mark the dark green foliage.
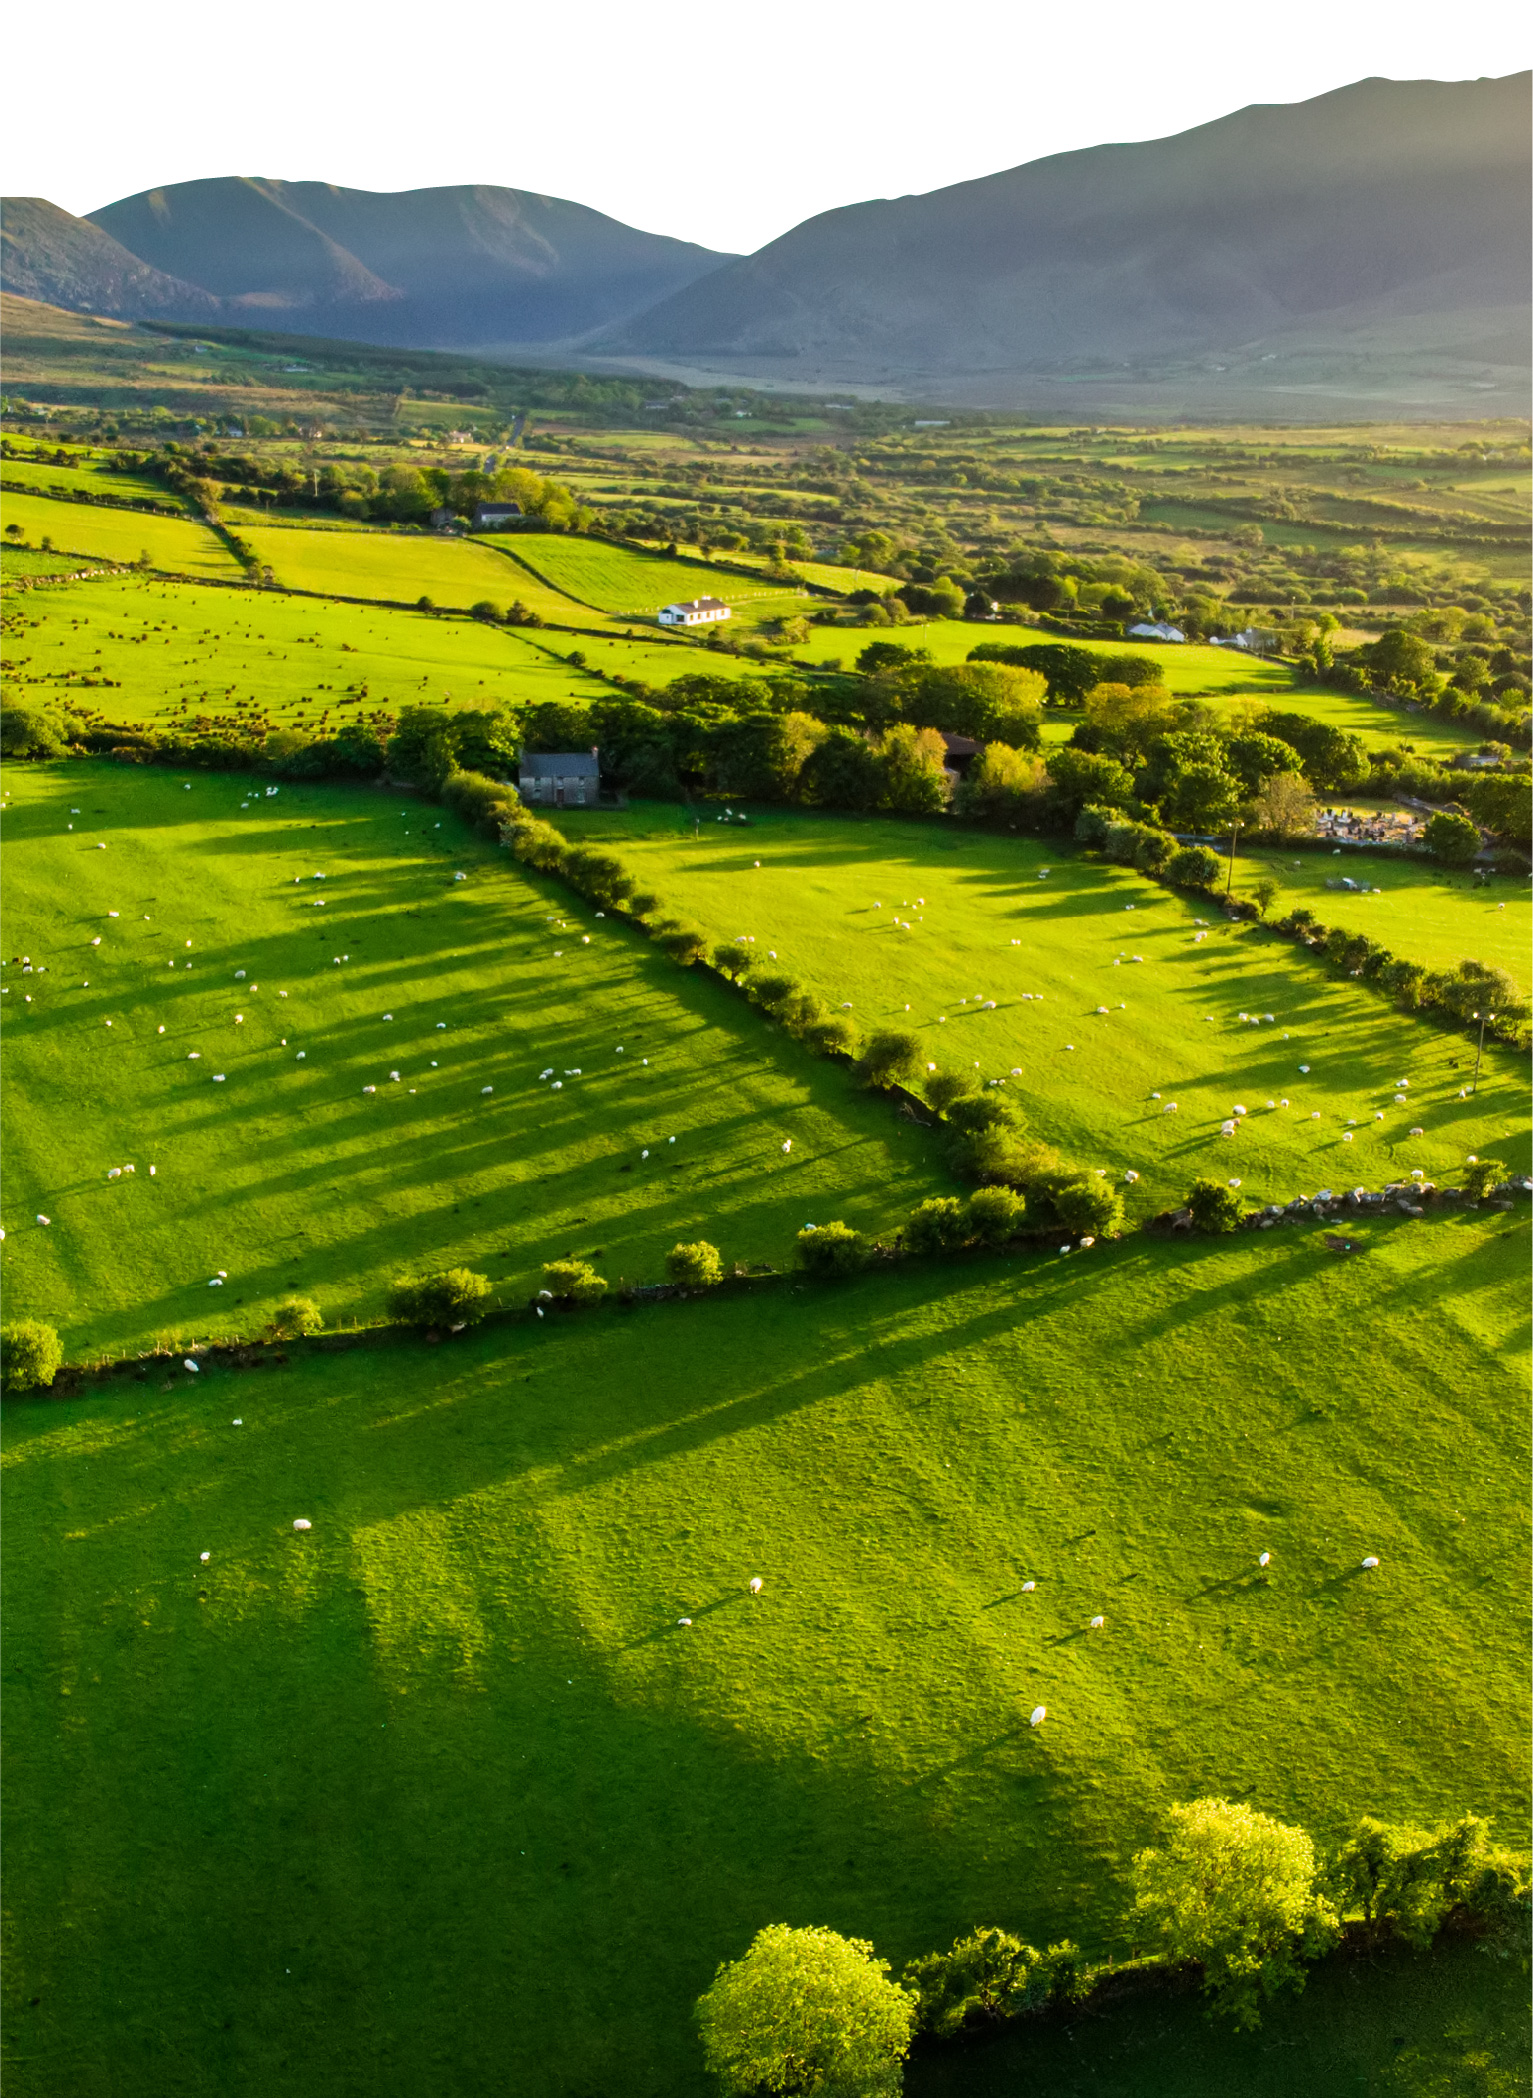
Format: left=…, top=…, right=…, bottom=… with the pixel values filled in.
left=1261, top=713, right=1370, bottom=792
left=506, top=815, right=568, bottom=872
left=1462, top=1160, right=1508, bottom=1199
left=802, top=1012, right=860, bottom=1057
left=387, top=1268, right=493, bottom=1327
left=0, top=701, right=69, bottom=757
left=795, top=1221, right=870, bottom=1277
left=563, top=845, right=635, bottom=908
left=856, top=1029, right=924, bottom=1090
left=1327, top=1814, right=1529, bottom=1950
left=1, top=1320, right=63, bottom=1392
left=970, top=641, right=1100, bottom=703
left=711, top=939, right=753, bottom=978
left=1188, top=1178, right=1245, bottom=1233
left=266, top=1296, right=322, bottom=1339
left=540, top=1260, right=607, bottom=1304
left=1166, top=844, right=1223, bottom=889
left=904, top=1928, right=1085, bottom=2037
left=655, top=924, right=708, bottom=965
left=439, top=769, right=519, bottom=834
left=905, top=1197, right=968, bottom=1255
left=965, top=1183, right=1026, bottom=1246
left=1422, top=811, right=1481, bottom=865
left=666, top=1241, right=723, bottom=1288
left=1046, top=745, right=1137, bottom=817
left=925, top=1069, right=979, bottom=1114
left=1043, top=1176, right=1125, bottom=1236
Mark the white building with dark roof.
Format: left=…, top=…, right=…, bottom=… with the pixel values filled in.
left=657, top=596, right=731, bottom=627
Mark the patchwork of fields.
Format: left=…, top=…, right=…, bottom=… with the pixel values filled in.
left=2, top=464, right=1528, bottom=2098
left=1, top=765, right=957, bottom=1355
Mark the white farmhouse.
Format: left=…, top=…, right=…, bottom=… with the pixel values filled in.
left=658, top=596, right=731, bottom=628
left=1127, top=620, right=1186, bottom=642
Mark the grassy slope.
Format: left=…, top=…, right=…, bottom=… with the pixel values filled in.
left=236, top=524, right=583, bottom=617
left=0, top=765, right=957, bottom=1355
left=558, top=807, right=1529, bottom=1219
left=0, top=490, right=241, bottom=579
left=4, top=1218, right=1526, bottom=2097
left=503, top=535, right=813, bottom=623
left=1, top=457, right=189, bottom=507
left=1235, top=845, right=1530, bottom=981
left=2, top=576, right=616, bottom=729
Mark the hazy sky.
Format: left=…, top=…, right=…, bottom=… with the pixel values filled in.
left=5, top=0, right=1527, bottom=254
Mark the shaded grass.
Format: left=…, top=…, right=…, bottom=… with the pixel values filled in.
left=1, top=457, right=189, bottom=507
left=3, top=1217, right=1526, bottom=2096
left=557, top=805, right=1529, bottom=1220
left=0, top=763, right=958, bottom=1355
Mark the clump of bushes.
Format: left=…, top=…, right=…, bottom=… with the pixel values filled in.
left=855, top=1029, right=924, bottom=1090
left=1, top=1320, right=63, bottom=1392
left=796, top=1221, right=869, bottom=1277
left=905, top=1185, right=1027, bottom=1255
left=666, top=1241, right=723, bottom=1288
left=655, top=922, right=709, bottom=966
left=540, top=1259, right=607, bottom=1304
left=1166, top=843, right=1223, bottom=889
left=1187, top=1178, right=1246, bottom=1233
left=440, top=768, right=520, bottom=836
left=387, top=1268, right=493, bottom=1327
left=904, top=1928, right=1086, bottom=2037
left=266, top=1296, right=322, bottom=1339
left=1463, top=1159, right=1509, bottom=1199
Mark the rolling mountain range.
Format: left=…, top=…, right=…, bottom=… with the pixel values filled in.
left=2, top=179, right=733, bottom=347
left=2, top=73, right=1528, bottom=413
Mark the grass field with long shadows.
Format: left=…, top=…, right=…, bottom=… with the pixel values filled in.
left=3, top=1218, right=1526, bottom=2096
left=558, top=806, right=1528, bottom=1220
left=0, top=765, right=958, bottom=1355
left=236, top=522, right=607, bottom=619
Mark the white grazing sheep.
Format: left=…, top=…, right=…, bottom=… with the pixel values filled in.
left=201, top=1552, right=211, bottom=1564
left=108, top=1167, right=122, bottom=1180
left=390, top=1072, right=400, bottom=1082
left=1280, top=1098, right=1289, bottom=1108
left=1030, top=1706, right=1047, bottom=1728
left=748, top=1577, right=763, bottom=1595
left=1089, top=1615, right=1105, bottom=1629
left=782, top=1140, right=792, bottom=1153
left=1021, top=1580, right=1036, bottom=1593
left=677, top=1617, right=692, bottom=1628
left=482, top=1086, right=493, bottom=1095
left=1124, top=1170, right=1139, bottom=1183
left=184, top=1358, right=199, bottom=1372
left=213, top=1074, right=225, bottom=1083
left=148, top=1167, right=156, bottom=1177
left=1228, top=1178, right=1242, bottom=1189
left=296, top=1051, right=306, bottom=1060
left=1220, top=1120, right=1236, bottom=1136
left=1258, top=1551, right=1271, bottom=1567
left=36, top=1215, right=50, bottom=1225
left=293, top=1519, right=312, bottom=1533
left=1233, top=1105, right=1247, bottom=1116
left=1299, top=1063, right=1310, bottom=1073
left=363, top=1085, right=376, bottom=1094
left=1163, top=1102, right=1178, bottom=1114
left=1361, top=1555, right=1379, bottom=1570
left=642, top=1149, right=649, bottom=1159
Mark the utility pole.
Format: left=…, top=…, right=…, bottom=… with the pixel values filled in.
left=1471, top=1008, right=1495, bottom=1095
left=1225, top=820, right=1241, bottom=900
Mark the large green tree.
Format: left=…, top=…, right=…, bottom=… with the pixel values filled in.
left=696, top=1924, right=915, bottom=2097
left=1132, top=1798, right=1337, bottom=2028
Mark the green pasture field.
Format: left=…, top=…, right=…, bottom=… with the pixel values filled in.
left=0, top=489, right=242, bottom=580
left=475, top=539, right=634, bottom=630
left=1, top=456, right=188, bottom=507
left=0, top=763, right=957, bottom=1358
left=557, top=806, right=1529, bottom=1222
left=1235, top=848, right=1531, bottom=982
left=1, top=576, right=614, bottom=731
left=501, top=534, right=815, bottom=625
left=236, top=523, right=606, bottom=621
left=1, top=545, right=122, bottom=583
left=538, top=630, right=802, bottom=691
left=4, top=1214, right=1525, bottom=2096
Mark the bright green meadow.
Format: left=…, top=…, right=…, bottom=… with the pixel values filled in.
left=560, top=804, right=1528, bottom=1221
left=0, top=764, right=956, bottom=1356
left=4, top=1210, right=1526, bottom=2095
left=1, top=489, right=241, bottom=579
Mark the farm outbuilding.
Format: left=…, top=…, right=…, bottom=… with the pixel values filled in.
left=658, top=596, right=731, bottom=627
left=471, top=500, right=524, bottom=530
left=519, top=749, right=601, bottom=808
